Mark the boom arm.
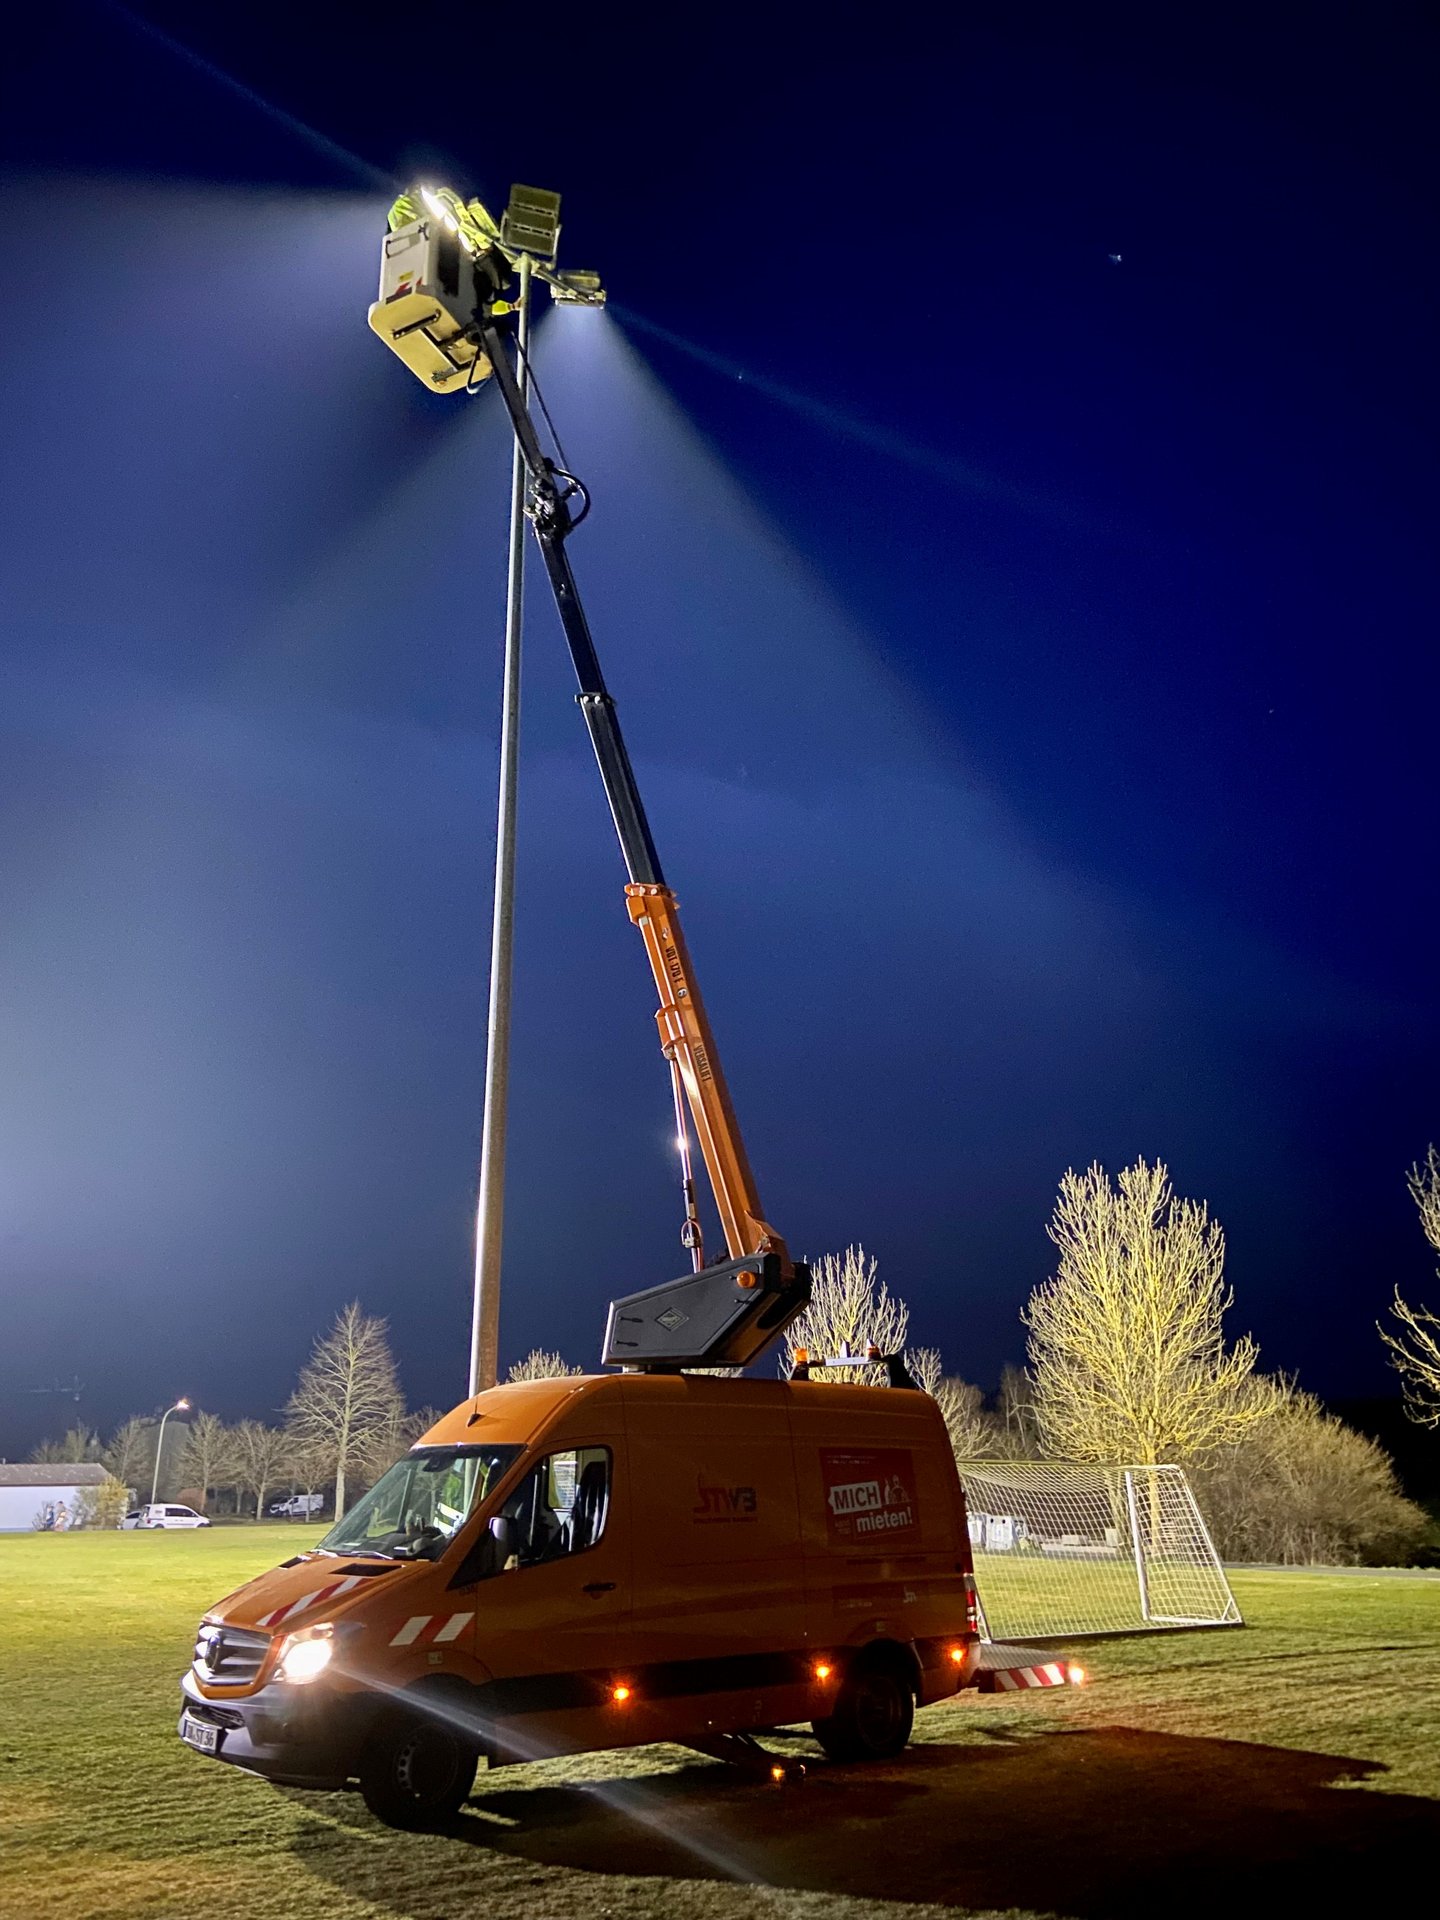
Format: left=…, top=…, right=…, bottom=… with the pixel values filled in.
left=477, top=317, right=792, bottom=1276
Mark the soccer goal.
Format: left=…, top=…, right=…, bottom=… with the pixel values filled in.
left=956, top=1461, right=1241, bottom=1642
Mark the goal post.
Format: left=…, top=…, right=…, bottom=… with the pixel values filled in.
left=956, top=1460, right=1241, bottom=1642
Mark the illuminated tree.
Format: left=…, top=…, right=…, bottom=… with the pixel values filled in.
left=507, top=1350, right=584, bottom=1383
left=1024, top=1159, right=1275, bottom=1464
left=907, top=1346, right=991, bottom=1458
left=782, top=1244, right=909, bottom=1383
left=285, top=1302, right=404, bottom=1518
left=1381, top=1145, right=1440, bottom=1427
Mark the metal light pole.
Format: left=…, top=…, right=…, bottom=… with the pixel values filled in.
left=150, top=1398, right=189, bottom=1507
left=469, top=251, right=532, bottom=1397
left=367, top=182, right=600, bottom=1395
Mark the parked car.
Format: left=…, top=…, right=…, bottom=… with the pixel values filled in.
left=268, top=1493, right=325, bottom=1519
left=121, top=1504, right=211, bottom=1530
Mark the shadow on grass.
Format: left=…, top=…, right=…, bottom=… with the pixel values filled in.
left=295, top=1726, right=1440, bottom=1917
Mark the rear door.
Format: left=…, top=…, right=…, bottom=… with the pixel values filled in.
left=790, top=1385, right=966, bottom=1653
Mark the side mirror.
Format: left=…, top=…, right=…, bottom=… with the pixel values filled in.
left=446, top=1512, right=516, bottom=1590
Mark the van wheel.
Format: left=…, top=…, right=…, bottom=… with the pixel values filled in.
left=812, top=1658, right=914, bottom=1763
left=358, top=1711, right=477, bottom=1830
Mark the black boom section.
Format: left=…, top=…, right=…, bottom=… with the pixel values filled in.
left=602, top=1253, right=811, bottom=1370
left=478, top=317, right=663, bottom=887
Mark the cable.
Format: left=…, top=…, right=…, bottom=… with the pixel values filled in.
left=550, top=469, right=592, bottom=529
left=512, top=332, right=573, bottom=476
left=464, top=343, right=491, bottom=395
left=507, top=331, right=593, bottom=528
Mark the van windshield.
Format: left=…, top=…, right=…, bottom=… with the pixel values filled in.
left=318, top=1446, right=521, bottom=1561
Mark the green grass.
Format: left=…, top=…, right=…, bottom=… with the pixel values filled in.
left=2, top=1529, right=1438, bottom=1920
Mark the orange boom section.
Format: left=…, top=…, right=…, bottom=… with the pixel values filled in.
left=625, top=882, right=787, bottom=1266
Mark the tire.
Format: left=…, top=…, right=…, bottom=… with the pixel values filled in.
left=812, top=1656, right=915, bottom=1763
left=358, top=1710, right=477, bottom=1830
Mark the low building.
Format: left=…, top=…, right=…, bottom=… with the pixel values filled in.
left=0, top=1463, right=114, bottom=1531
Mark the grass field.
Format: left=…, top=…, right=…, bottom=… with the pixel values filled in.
left=2, top=1528, right=1438, bottom=1920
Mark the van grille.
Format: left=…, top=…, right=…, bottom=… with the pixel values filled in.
left=193, top=1624, right=271, bottom=1687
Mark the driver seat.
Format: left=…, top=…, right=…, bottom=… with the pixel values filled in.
left=571, top=1459, right=609, bottom=1551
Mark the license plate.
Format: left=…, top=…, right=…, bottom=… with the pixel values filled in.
left=182, top=1713, right=219, bottom=1754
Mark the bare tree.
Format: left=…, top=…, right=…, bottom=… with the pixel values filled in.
left=782, top=1245, right=909, bottom=1383
left=1381, top=1146, right=1440, bottom=1427
left=357, top=1405, right=445, bottom=1487
left=506, top=1350, right=583, bottom=1383
left=230, top=1421, right=290, bottom=1520
left=993, top=1364, right=1042, bottom=1459
left=282, top=1434, right=334, bottom=1515
left=1025, top=1159, right=1277, bottom=1464
left=178, top=1411, right=235, bottom=1515
left=907, top=1347, right=991, bottom=1458
left=103, top=1417, right=152, bottom=1497
left=30, top=1423, right=103, bottom=1465
left=285, top=1302, right=404, bottom=1517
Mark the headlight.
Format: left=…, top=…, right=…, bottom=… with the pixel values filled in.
left=275, top=1626, right=334, bottom=1684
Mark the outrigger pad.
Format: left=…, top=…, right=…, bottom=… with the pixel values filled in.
left=602, top=1253, right=811, bottom=1370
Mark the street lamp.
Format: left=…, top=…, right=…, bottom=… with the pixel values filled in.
left=368, top=179, right=604, bottom=1397
left=150, top=1398, right=190, bottom=1508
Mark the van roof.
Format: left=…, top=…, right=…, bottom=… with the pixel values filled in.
left=416, top=1371, right=934, bottom=1450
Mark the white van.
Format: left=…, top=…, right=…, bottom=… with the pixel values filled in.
left=122, top=1504, right=211, bottom=1530
left=268, top=1493, right=325, bottom=1519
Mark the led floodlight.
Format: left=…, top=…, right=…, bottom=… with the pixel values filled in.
left=501, top=184, right=562, bottom=262
left=551, top=270, right=607, bottom=306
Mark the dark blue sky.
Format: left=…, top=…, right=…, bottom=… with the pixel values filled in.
left=3, top=4, right=1437, bottom=1453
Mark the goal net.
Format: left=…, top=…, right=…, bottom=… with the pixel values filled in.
left=957, top=1461, right=1241, bottom=1642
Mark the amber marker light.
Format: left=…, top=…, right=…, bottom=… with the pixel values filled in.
left=948, top=1646, right=966, bottom=1665
left=813, top=1662, right=832, bottom=1682
left=1067, top=1664, right=1088, bottom=1687
left=611, top=1684, right=632, bottom=1705
left=770, top=1765, right=785, bottom=1782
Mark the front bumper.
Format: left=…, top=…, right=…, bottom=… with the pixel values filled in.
left=179, top=1668, right=377, bottom=1789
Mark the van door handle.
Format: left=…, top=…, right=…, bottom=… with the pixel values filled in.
left=582, top=1581, right=616, bottom=1597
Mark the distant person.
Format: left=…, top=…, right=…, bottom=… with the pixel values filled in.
left=53, top=1501, right=69, bottom=1532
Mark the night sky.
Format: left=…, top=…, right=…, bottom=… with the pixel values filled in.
left=3, top=4, right=1437, bottom=1456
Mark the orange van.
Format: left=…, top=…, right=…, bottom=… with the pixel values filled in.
left=179, top=1371, right=982, bottom=1826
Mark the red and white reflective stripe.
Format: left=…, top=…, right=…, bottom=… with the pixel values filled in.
left=389, top=1611, right=474, bottom=1648
left=991, top=1661, right=1069, bottom=1691
left=256, top=1575, right=363, bottom=1629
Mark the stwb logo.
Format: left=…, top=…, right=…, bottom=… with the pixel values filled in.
left=692, top=1482, right=758, bottom=1522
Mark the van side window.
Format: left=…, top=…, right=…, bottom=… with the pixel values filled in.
left=498, top=1447, right=610, bottom=1571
